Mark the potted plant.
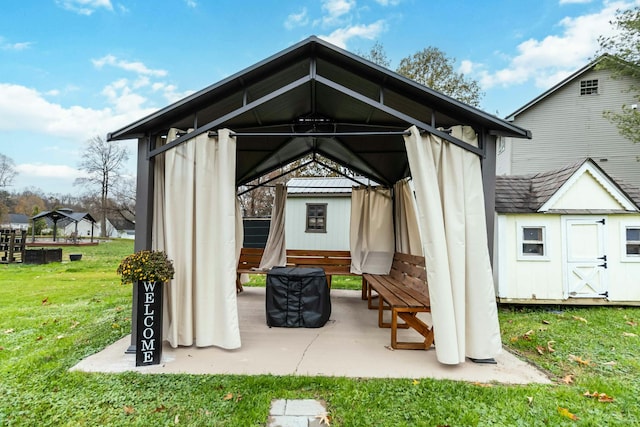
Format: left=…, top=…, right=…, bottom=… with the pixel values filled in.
left=117, top=249, right=175, bottom=285
left=117, top=250, right=174, bottom=366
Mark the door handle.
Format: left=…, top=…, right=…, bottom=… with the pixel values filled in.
left=597, top=255, right=607, bottom=261
left=598, top=262, right=607, bottom=269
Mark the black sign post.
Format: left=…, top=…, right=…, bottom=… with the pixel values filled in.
left=135, top=281, right=163, bottom=366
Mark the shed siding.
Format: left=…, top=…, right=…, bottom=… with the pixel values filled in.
left=285, top=196, right=351, bottom=250
left=498, top=69, right=640, bottom=186
left=496, top=213, right=640, bottom=303
left=550, top=172, right=625, bottom=211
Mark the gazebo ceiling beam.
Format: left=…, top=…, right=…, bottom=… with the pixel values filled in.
left=314, top=74, right=484, bottom=157
left=148, top=74, right=313, bottom=159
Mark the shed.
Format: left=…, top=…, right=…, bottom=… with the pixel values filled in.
left=31, top=209, right=97, bottom=242
left=494, top=158, right=640, bottom=305
left=285, top=176, right=375, bottom=251
left=108, top=36, right=531, bottom=365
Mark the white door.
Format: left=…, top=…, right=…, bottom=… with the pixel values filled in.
left=563, top=217, right=608, bottom=298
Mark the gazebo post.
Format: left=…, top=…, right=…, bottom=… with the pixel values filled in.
left=481, top=131, right=497, bottom=263
left=126, top=136, right=155, bottom=354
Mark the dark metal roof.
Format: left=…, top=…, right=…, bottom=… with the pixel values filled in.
left=32, top=209, right=97, bottom=224
left=108, top=36, right=531, bottom=186
left=496, top=158, right=640, bottom=213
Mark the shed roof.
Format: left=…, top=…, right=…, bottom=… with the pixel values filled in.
left=496, top=158, right=640, bottom=213
left=108, top=36, right=531, bottom=187
left=286, top=176, right=375, bottom=195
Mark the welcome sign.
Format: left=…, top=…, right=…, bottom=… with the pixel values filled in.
left=136, top=281, right=163, bottom=366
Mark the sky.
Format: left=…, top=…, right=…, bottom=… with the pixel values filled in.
left=1, top=0, right=639, bottom=195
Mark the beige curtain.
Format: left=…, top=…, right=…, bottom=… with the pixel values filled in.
left=349, top=187, right=394, bottom=274
left=393, top=179, right=423, bottom=256
left=404, top=125, right=501, bottom=365
left=157, top=129, right=240, bottom=349
left=259, top=183, right=287, bottom=270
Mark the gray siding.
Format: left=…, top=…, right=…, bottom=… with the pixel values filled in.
left=498, top=68, right=640, bottom=186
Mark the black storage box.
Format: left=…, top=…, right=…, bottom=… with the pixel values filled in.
left=266, top=267, right=331, bottom=328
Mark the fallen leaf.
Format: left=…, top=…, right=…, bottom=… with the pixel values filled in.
left=412, top=379, right=420, bottom=385
left=41, top=297, right=49, bottom=305
left=602, top=361, right=617, bottom=366
left=36, top=336, right=43, bottom=341
left=536, top=346, right=545, bottom=355
left=0, top=346, right=4, bottom=351
left=70, top=321, right=80, bottom=329
left=153, top=405, right=166, bottom=413
left=584, top=391, right=615, bottom=403
left=569, top=354, right=591, bottom=366
left=526, top=396, right=534, bottom=405
left=542, top=319, right=551, bottom=324
left=472, top=382, right=493, bottom=387
left=315, top=413, right=331, bottom=426
left=223, top=393, right=234, bottom=401
left=510, top=336, right=519, bottom=342
left=4, top=329, right=14, bottom=334
left=626, top=320, right=637, bottom=327
left=547, top=341, right=556, bottom=353
left=557, top=406, right=579, bottom=421
left=174, top=414, right=180, bottom=424
left=123, top=405, right=135, bottom=415
left=561, top=375, right=574, bottom=384
left=56, top=335, right=64, bottom=340
left=622, top=332, right=638, bottom=337
left=522, top=330, right=534, bottom=340
left=572, top=315, right=588, bottom=323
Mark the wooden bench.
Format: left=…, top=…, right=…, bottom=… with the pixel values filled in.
left=363, top=252, right=434, bottom=350
left=236, top=247, right=358, bottom=292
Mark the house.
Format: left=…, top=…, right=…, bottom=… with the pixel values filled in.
left=497, top=55, right=640, bottom=187
left=1, top=214, right=29, bottom=230
left=494, top=158, right=640, bottom=305
left=285, top=176, right=375, bottom=251
left=107, top=213, right=136, bottom=239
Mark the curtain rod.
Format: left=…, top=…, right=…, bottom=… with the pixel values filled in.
left=207, top=130, right=411, bottom=138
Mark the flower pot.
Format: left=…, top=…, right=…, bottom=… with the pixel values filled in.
left=69, top=253, right=82, bottom=261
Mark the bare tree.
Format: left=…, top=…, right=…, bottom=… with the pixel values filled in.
left=75, top=136, right=129, bottom=238
left=0, top=153, right=17, bottom=188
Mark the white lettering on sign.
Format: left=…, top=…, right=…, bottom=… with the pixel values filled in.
left=138, top=281, right=161, bottom=365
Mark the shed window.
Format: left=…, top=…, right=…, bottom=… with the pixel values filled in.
left=580, top=79, right=598, bottom=95
left=521, top=226, right=545, bottom=257
left=626, top=227, right=640, bottom=256
left=306, top=204, right=327, bottom=233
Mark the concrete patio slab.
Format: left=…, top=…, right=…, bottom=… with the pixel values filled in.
left=71, top=287, right=551, bottom=384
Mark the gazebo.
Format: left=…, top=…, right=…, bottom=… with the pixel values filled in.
left=108, top=36, right=531, bottom=365
left=31, top=208, right=97, bottom=243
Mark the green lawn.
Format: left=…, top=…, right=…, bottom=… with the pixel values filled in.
left=1, top=240, right=639, bottom=426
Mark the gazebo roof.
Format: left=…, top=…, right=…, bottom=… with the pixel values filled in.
left=32, top=209, right=96, bottom=224
left=108, top=36, right=531, bottom=187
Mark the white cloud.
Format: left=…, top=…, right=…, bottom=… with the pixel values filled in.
left=374, top=0, right=401, bottom=5
left=0, top=37, right=33, bottom=51
left=184, top=0, right=197, bottom=8
left=320, top=20, right=386, bottom=49
left=92, top=54, right=167, bottom=77
left=285, top=8, right=309, bottom=29
left=475, top=0, right=636, bottom=90
left=16, top=163, right=85, bottom=180
left=55, top=0, right=113, bottom=15
left=321, top=0, right=356, bottom=26
left=0, top=83, right=155, bottom=141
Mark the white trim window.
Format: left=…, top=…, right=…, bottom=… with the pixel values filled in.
left=305, top=203, right=327, bottom=233
left=621, top=223, right=640, bottom=261
left=517, top=224, right=549, bottom=260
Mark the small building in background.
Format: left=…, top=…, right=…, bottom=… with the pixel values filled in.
left=285, top=177, right=374, bottom=251
left=494, top=158, right=640, bottom=305
left=1, top=214, right=30, bottom=230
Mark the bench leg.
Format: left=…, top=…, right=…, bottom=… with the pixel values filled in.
left=390, top=310, right=434, bottom=350
left=236, top=274, right=243, bottom=294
